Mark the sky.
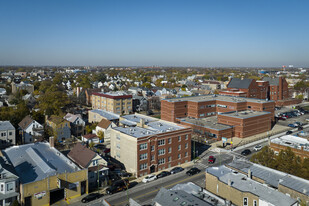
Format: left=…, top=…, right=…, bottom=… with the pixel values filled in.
left=0, top=0, right=309, bottom=67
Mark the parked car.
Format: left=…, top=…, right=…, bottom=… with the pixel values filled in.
left=241, top=149, right=251, bottom=156
left=253, top=145, right=262, bottom=151
left=113, top=169, right=132, bottom=177
left=186, top=167, right=201, bottom=176
left=294, top=122, right=302, bottom=126
left=278, top=116, right=287, bottom=120
left=106, top=179, right=129, bottom=194
left=298, top=126, right=303, bottom=131
left=170, top=167, right=184, bottom=174
left=208, top=156, right=216, bottom=164
left=288, top=124, right=297, bottom=128
left=142, top=174, right=157, bottom=183
left=286, top=130, right=293, bottom=135
left=81, top=193, right=102, bottom=203
left=156, top=171, right=171, bottom=179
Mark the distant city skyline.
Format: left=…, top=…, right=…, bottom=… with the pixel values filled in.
left=1, top=0, right=309, bottom=67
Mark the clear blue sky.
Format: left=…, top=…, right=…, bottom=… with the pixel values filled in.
left=0, top=0, right=309, bottom=67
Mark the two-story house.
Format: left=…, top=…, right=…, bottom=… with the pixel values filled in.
left=0, top=157, right=19, bottom=206
left=63, top=113, right=85, bottom=137
left=46, top=115, right=71, bottom=141
left=18, top=115, right=44, bottom=144
left=68, top=143, right=108, bottom=189
left=0, top=121, right=15, bottom=149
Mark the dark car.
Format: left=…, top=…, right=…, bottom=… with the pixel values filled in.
left=113, top=169, right=132, bottom=177
left=288, top=124, right=297, bottom=128
left=286, top=130, right=293, bottom=135
left=156, top=171, right=171, bottom=179
left=298, top=126, right=303, bottom=131
left=106, top=179, right=129, bottom=195
left=170, top=167, right=184, bottom=174
left=241, top=149, right=251, bottom=156
left=81, top=193, right=102, bottom=203
left=208, top=156, right=216, bottom=164
left=94, top=144, right=105, bottom=150
left=186, top=167, right=201, bottom=176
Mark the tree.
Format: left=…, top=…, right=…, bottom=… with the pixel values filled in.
left=12, top=200, right=20, bottom=206
left=97, top=130, right=104, bottom=141
left=85, top=123, right=98, bottom=134
left=89, top=141, right=95, bottom=149
left=296, top=94, right=304, bottom=100
left=276, top=147, right=302, bottom=176
left=250, top=146, right=278, bottom=168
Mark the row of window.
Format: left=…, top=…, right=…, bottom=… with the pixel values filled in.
left=139, top=153, right=189, bottom=171
left=141, top=143, right=189, bottom=159
left=140, top=136, right=189, bottom=151
left=199, top=104, right=216, bottom=109
left=199, top=112, right=216, bottom=117
left=0, top=132, right=13, bottom=137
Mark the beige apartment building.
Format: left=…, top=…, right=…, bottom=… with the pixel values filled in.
left=91, top=91, right=132, bottom=114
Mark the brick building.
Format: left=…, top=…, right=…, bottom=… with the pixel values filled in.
left=262, top=77, right=289, bottom=101
left=91, top=91, right=132, bottom=114
left=110, top=114, right=192, bottom=177
left=161, top=95, right=274, bottom=139
left=270, top=135, right=309, bottom=160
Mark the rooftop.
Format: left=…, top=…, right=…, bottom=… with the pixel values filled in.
left=271, top=135, right=309, bottom=152
left=68, top=143, right=96, bottom=168
left=218, top=110, right=270, bottom=119
left=92, top=91, right=132, bottom=99
left=3, top=142, right=80, bottom=184
left=63, top=113, right=82, bottom=123
left=0, top=121, right=15, bottom=131
left=90, top=109, right=120, bottom=121
left=178, top=116, right=232, bottom=131
left=122, top=113, right=158, bottom=124
left=227, top=78, right=253, bottom=89
left=207, top=166, right=297, bottom=206
left=164, top=94, right=272, bottom=104
left=113, top=127, right=159, bottom=138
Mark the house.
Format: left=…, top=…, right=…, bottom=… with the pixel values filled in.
left=206, top=165, right=299, bottom=206
left=68, top=143, right=108, bottom=189
left=18, top=115, right=44, bottom=144
left=0, top=88, right=6, bottom=96
left=95, top=119, right=116, bottom=142
left=81, top=134, right=100, bottom=144
left=262, top=76, right=289, bottom=101
left=46, top=115, right=71, bottom=141
left=0, top=157, right=19, bottom=206
left=0, top=121, right=15, bottom=149
left=88, top=109, right=120, bottom=124
left=2, top=141, right=88, bottom=205
left=63, top=113, right=85, bottom=137
left=110, top=114, right=192, bottom=177
left=11, top=82, right=34, bottom=94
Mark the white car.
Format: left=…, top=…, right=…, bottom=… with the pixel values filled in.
left=253, top=145, right=262, bottom=151
left=142, top=175, right=157, bottom=183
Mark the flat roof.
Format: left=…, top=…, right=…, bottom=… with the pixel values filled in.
left=122, top=113, right=158, bottom=124
left=178, top=116, right=232, bottom=131
left=90, top=109, right=120, bottom=121
left=271, top=135, right=309, bottom=152
left=92, top=91, right=132, bottom=99
left=207, top=166, right=297, bottom=206
left=3, top=142, right=80, bottom=184
left=227, top=159, right=309, bottom=197
left=218, top=110, right=270, bottom=119
left=163, top=94, right=273, bottom=104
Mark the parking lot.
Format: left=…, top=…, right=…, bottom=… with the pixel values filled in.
left=275, top=105, right=309, bottom=128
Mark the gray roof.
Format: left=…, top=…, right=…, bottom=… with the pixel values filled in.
left=90, top=109, right=120, bottom=121
left=122, top=114, right=158, bottom=124
left=3, top=142, right=80, bottom=184
left=207, top=166, right=298, bottom=206
left=119, top=119, right=137, bottom=126
left=0, top=121, right=15, bottom=131
left=179, top=116, right=232, bottom=131
left=227, top=78, right=253, bottom=89
left=262, top=77, right=279, bottom=86
left=113, top=127, right=159, bottom=138
left=227, top=159, right=309, bottom=196
left=219, top=110, right=271, bottom=119
left=153, top=188, right=213, bottom=206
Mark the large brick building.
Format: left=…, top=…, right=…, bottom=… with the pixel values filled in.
left=220, top=77, right=289, bottom=102
left=110, top=114, right=192, bottom=177
left=161, top=95, right=274, bottom=139
left=91, top=91, right=132, bottom=114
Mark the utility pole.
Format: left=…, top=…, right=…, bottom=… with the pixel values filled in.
left=97, top=163, right=99, bottom=191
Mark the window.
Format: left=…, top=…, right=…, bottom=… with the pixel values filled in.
left=158, top=158, right=165, bottom=165
left=9, top=132, right=12, bottom=136
left=178, top=154, right=181, bottom=159
left=253, top=200, right=257, bottom=206
left=158, top=139, right=165, bottom=146
left=6, top=183, right=13, bottom=191
left=185, top=143, right=188, bottom=149
left=200, top=113, right=205, bottom=117
left=158, top=149, right=165, bottom=156
left=185, top=135, right=188, bottom=140
left=168, top=138, right=171, bottom=144
left=178, top=145, right=181, bottom=151
left=140, top=163, right=147, bottom=170
left=116, top=152, right=120, bottom=158
left=217, top=104, right=227, bottom=108
left=139, top=143, right=147, bottom=150
left=140, top=153, right=148, bottom=160
left=0, top=184, right=3, bottom=192
left=116, top=143, right=120, bottom=149
left=185, top=152, right=188, bottom=157
left=178, top=136, right=181, bottom=142
left=199, top=105, right=204, bottom=109
left=151, top=155, right=155, bottom=161
left=168, top=147, right=171, bottom=153
left=243, top=197, right=248, bottom=206
left=168, top=156, right=171, bottom=162
left=116, top=134, right=120, bottom=140
left=92, top=159, right=98, bottom=166
left=151, top=145, right=155, bottom=151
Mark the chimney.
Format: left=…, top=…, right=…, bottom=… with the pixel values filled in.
left=140, top=118, right=145, bottom=128
left=49, top=136, right=55, bottom=147
left=248, top=169, right=252, bottom=179
left=228, top=179, right=232, bottom=186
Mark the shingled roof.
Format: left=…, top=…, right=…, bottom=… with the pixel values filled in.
left=68, top=143, right=96, bottom=168
left=227, top=78, right=253, bottom=89
left=18, top=115, right=33, bottom=130
left=97, top=119, right=112, bottom=129
left=262, top=77, right=280, bottom=86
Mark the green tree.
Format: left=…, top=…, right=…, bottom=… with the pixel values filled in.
left=97, top=130, right=104, bottom=141
left=250, top=146, right=278, bottom=168
left=276, top=147, right=302, bottom=175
